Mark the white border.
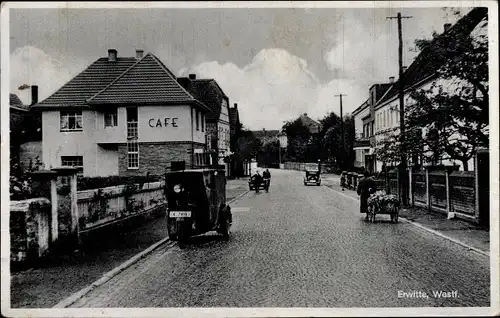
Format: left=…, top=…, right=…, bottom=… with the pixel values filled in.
left=2, top=1, right=499, bottom=317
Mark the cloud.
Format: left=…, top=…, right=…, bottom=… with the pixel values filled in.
left=9, top=46, right=86, bottom=105
left=176, top=48, right=373, bottom=130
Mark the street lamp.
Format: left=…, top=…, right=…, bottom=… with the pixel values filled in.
left=277, top=131, right=288, bottom=168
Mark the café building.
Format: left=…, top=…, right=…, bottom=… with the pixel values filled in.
left=32, top=49, right=211, bottom=177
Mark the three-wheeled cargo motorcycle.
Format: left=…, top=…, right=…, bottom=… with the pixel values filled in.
left=165, top=169, right=233, bottom=247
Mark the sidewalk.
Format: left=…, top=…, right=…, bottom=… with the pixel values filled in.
left=321, top=173, right=490, bottom=254
left=10, top=179, right=249, bottom=308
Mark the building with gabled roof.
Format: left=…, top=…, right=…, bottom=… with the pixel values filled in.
left=177, top=74, right=231, bottom=167
left=32, top=49, right=212, bottom=176
left=351, top=7, right=488, bottom=173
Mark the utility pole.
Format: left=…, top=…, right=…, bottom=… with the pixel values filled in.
left=387, top=12, right=412, bottom=207
left=334, top=94, right=346, bottom=169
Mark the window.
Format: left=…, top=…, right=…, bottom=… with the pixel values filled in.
left=195, top=110, right=200, bottom=131
left=201, top=114, right=205, bottom=132
left=61, top=156, right=83, bottom=175
left=127, top=141, right=139, bottom=169
left=127, top=107, right=138, bottom=139
left=60, top=111, right=82, bottom=131
left=104, top=109, right=118, bottom=127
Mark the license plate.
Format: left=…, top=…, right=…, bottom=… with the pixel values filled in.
left=169, top=211, right=192, bottom=218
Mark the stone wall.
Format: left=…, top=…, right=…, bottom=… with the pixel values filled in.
left=10, top=198, right=51, bottom=264
left=118, top=141, right=203, bottom=176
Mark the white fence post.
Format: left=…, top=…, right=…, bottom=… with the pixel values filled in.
left=445, top=169, right=454, bottom=219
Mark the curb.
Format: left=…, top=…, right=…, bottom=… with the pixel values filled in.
left=228, top=189, right=250, bottom=204
left=53, top=189, right=250, bottom=308
left=323, top=184, right=490, bottom=257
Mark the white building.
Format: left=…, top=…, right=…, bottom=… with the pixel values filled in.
left=353, top=8, right=487, bottom=172
left=32, top=49, right=212, bottom=177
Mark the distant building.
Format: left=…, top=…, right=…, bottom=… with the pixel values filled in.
left=177, top=74, right=231, bottom=168
left=32, top=49, right=211, bottom=176
left=351, top=83, right=392, bottom=174
left=298, top=113, right=321, bottom=134
left=9, top=86, right=42, bottom=173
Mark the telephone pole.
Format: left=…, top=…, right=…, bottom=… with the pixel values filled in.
left=387, top=12, right=412, bottom=207
left=334, top=94, right=346, bottom=169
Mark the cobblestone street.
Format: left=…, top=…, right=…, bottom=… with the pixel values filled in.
left=68, top=169, right=490, bottom=308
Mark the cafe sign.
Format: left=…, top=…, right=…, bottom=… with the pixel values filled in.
left=148, top=117, right=179, bottom=128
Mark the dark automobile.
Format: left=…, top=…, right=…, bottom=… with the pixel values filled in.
left=248, top=174, right=267, bottom=191
left=303, top=163, right=321, bottom=186
left=165, top=169, right=232, bottom=246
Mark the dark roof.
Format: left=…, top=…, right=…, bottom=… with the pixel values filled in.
left=229, top=105, right=240, bottom=127
left=376, top=7, right=488, bottom=107
left=34, top=57, right=138, bottom=109
left=178, top=78, right=228, bottom=121
left=10, top=94, right=28, bottom=111
left=88, top=54, right=201, bottom=106
left=352, top=99, right=369, bottom=115
left=299, top=113, right=321, bottom=133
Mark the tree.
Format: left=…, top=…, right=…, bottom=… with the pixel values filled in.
left=318, top=112, right=355, bottom=169
left=282, top=118, right=312, bottom=162
left=405, top=11, right=488, bottom=170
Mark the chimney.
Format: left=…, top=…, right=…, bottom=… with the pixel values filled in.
left=444, top=23, right=452, bottom=32
left=389, top=76, right=395, bottom=83
left=136, top=49, right=144, bottom=59
left=402, top=66, right=408, bottom=73
left=189, top=74, right=196, bottom=80
left=303, top=113, right=307, bottom=117
left=234, top=103, right=238, bottom=109
left=31, top=85, right=39, bottom=105
left=108, top=49, right=117, bottom=62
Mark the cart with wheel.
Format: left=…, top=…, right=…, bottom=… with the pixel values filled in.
left=366, top=191, right=400, bottom=223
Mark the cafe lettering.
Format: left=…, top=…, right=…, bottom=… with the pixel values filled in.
left=148, top=117, right=179, bottom=128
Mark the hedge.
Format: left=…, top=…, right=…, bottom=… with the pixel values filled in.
left=77, top=175, right=162, bottom=191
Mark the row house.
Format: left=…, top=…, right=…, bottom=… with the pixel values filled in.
left=177, top=74, right=232, bottom=169
left=352, top=82, right=392, bottom=173
left=32, top=49, right=212, bottom=177
left=353, top=7, right=487, bottom=173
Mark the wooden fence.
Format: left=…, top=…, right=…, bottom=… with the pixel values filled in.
left=409, top=169, right=479, bottom=223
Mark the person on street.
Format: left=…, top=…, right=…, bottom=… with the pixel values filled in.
left=357, top=170, right=377, bottom=220
left=263, top=169, right=271, bottom=192
left=253, top=170, right=263, bottom=193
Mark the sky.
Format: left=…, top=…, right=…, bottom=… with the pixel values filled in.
left=8, top=5, right=471, bottom=130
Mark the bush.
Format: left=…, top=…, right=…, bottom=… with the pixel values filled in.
left=77, top=175, right=162, bottom=191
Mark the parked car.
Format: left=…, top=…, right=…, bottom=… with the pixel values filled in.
left=165, top=168, right=232, bottom=247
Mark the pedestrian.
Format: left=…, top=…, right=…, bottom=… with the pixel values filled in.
left=263, top=169, right=271, bottom=192
left=357, top=170, right=377, bottom=219
left=253, top=170, right=262, bottom=193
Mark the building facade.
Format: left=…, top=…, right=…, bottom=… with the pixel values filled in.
left=33, top=49, right=211, bottom=177
left=178, top=75, right=231, bottom=168
left=352, top=8, right=487, bottom=173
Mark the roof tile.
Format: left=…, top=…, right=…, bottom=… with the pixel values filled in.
left=34, top=57, right=137, bottom=108
left=88, top=54, right=195, bottom=105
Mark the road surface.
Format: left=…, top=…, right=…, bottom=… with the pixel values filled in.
left=70, top=169, right=490, bottom=308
